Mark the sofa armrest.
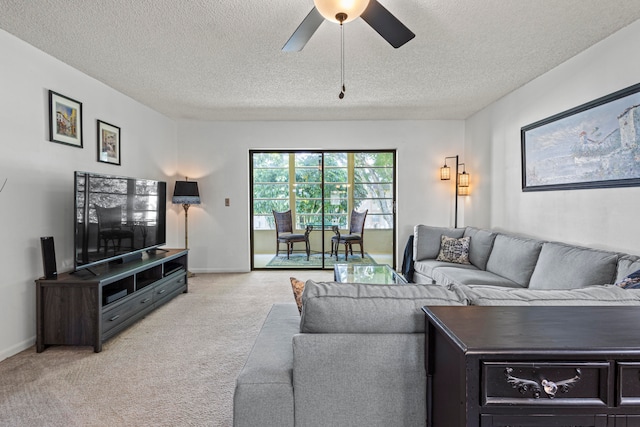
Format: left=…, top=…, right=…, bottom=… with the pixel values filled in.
left=233, top=303, right=299, bottom=427
left=293, top=333, right=426, bottom=427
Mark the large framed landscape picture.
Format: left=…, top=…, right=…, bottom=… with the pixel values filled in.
left=521, top=83, right=640, bottom=191
left=49, top=90, right=83, bottom=148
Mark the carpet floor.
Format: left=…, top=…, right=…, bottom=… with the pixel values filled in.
left=0, top=270, right=332, bottom=427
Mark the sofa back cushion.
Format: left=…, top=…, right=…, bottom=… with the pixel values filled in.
left=485, top=234, right=543, bottom=287
left=300, top=280, right=467, bottom=334
left=463, top=227, right=497, bottom=270
left=616, top=256, right=640, bottom=282
left=528, top=242, right=619, bottom=290
left=413, top=225, right=465, bottom=261
left=454, top=284, right=640, bottom=306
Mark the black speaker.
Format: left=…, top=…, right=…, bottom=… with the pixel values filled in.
left=40, top=236, right=57, bottom=280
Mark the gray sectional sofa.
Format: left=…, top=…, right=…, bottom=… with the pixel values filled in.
left=233, top=225, right=640, bottom=427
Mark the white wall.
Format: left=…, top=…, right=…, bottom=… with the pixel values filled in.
left=175, top=120, right=466, bottom=272
left=465, top=19, right=640, bottom=255
left=0, top=30, right=179, bottom=361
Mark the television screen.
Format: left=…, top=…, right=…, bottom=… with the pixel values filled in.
left=74, top=171, right=167, bottom=271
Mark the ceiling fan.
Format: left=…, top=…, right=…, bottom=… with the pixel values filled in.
left=282, top=0, right=415, bottom=52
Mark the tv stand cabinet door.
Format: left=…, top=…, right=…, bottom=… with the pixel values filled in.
left=37, top=282, right=100, bottom=352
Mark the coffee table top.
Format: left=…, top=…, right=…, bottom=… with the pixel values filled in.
left=334, top=263, right=407, bottom=284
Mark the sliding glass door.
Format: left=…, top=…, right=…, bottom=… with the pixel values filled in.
left=251, top=150, right=396, bottom=270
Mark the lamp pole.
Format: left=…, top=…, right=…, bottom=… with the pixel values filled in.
left=182, top=203, right=191, bottom=249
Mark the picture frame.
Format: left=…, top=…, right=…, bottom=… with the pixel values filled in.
left=49, top=90, right=83, bottom=148
left=521, top=82, right=640, bottom=192
left=97, top=120, right=121, bottom=165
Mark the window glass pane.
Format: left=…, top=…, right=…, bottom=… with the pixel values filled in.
left=253, top=152, right=291, bottom=230
left=324, top=167, right=348, bottom=183
left=354, top=183, right=393, bottom=199
left=354, top=152, right=393, bottom=167
left=254, top=183, right=289, bottom=199
left=294, top=169, right=321, bottom=183
left=325, top=152, right=348, bottom=167
left=355, top=198, right=393, bottom=214
left=364, top=214, right=394, bottom=229
left=254, top=152, right=288, bottom=168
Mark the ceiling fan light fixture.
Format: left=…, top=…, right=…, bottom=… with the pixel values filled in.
left=313, top=0, right=370, bottom=24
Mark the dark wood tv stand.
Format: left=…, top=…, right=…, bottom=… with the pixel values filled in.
left=35, top=248, right=188, bottom=353
left=423, top=306, right=640, bottom=427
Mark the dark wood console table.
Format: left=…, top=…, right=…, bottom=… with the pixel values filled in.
left=35, top=248, right=188, bottom=353
left=423, top=306, right=640, bottom=427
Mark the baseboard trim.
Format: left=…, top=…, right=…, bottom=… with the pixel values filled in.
left=0, top=336, right=35, bottom=363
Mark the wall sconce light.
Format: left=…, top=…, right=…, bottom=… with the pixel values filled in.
left=440, top=156, right=471, bottom=227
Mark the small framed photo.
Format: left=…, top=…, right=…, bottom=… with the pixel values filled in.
left=97, top=120, right=121, bottom=165
left=49, top=90, right=83, bottom=147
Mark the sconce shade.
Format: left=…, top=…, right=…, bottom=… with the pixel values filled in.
left=458, top=172, right=470, bottom=187
left=440, top=165, right=451, bottom=180
left=172, top=181, right=201, bottom=205
left=314, top=0, right=370, bottom=23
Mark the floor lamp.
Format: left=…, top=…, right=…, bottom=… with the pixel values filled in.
left=172, top=178, right=200, bottom=276
left=440, top=156, right=470, bottom=228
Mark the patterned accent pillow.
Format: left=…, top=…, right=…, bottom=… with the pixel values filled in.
left=436, top=235, right=471, bottom=265
left=290, top=277, right=305, bottom=314
left=616, top=269, right=640, bottom=289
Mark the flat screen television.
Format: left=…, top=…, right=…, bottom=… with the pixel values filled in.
left=74, top=171, right=167, bottom=271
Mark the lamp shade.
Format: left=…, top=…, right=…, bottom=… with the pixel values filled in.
left=314, top=0, right=370, bottom=23
left=172, top=181, right=201, bottom=205
left=458, top=172, right=470, bottom=187
left=440, top=165, right=451, bottom=180
left=458, top=185, right=470, bottom=196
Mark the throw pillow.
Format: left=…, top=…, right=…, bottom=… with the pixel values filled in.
left=615, top=269, right=640, bottom=289
left=436, top=235, right=471, bottom=265
left=290, top=277, right=305, bottom=314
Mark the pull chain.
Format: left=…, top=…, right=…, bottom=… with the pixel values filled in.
left=337, top=14, right=346, bottom=99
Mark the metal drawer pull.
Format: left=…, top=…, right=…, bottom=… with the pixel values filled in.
left=504, top=367, right=581, bottom=398
left=109, top=315, right=120, bottom=321
left=157, top=289, right=166, bottom=294
left=141, top=298, right=151, bottom=304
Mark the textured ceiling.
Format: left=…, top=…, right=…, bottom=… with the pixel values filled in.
left=1, top=0, right=640, bottom=121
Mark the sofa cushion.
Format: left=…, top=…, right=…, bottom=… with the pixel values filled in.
left=528, top=242, right=619, bottom=290
left=413, top=259, right=478, bottom=283
left=413, top=225, right=465, bottom=261
left=432, top=267, right=523, bottom=288
left=453, top=284, right=640, bottom=306
left=485, top=234, right=543, bottom=287
left=300, top=280, right=467, bottom=334
left=463, top=227, right=497, bottom=270
left=616, top=256, right=640, bottom=282
left=436, top=235, right=471, bottom=264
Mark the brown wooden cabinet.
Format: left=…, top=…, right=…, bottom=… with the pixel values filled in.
left=36, top=249, right=188, bottom=353
left=423, top=306, right=640, bottom=427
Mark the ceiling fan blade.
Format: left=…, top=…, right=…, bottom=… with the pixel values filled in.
left=282, top=7, right=325, bottom=52
left=360, top=0, right=415, bottom=48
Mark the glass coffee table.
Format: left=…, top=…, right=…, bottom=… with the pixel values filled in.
left=333, top=263, right=408, bottom=284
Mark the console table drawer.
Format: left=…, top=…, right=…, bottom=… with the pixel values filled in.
left=482, top=362, right=609, bottom=406
left=102, top=286, right=154, bottom=334
left=619, top=363, right=640, bottom=406
left=152, top=272, right=187, bottom=305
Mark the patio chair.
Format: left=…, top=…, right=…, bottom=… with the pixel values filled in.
left=331, top=209, right=367, bottom=261
left=273, top=210, right=310, bottom=260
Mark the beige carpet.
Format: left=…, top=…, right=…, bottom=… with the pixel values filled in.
left=0, top=270, right=331, bottom=427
